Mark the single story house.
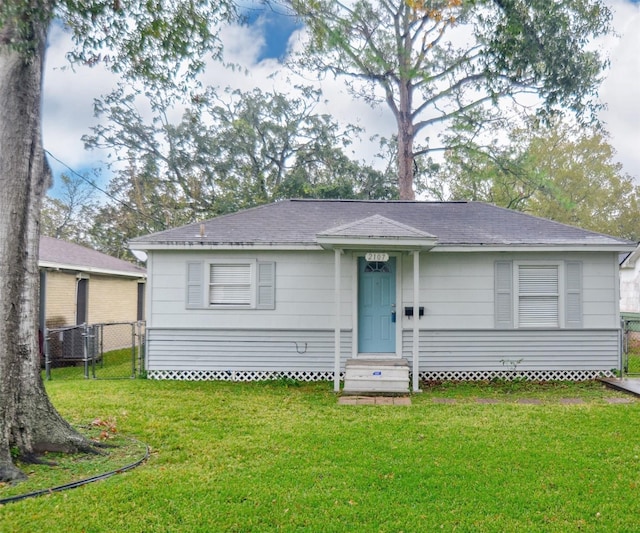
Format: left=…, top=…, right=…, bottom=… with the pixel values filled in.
left=39, top=236, right=147, bottom=330
left=130, top=200, right=635, bottom=393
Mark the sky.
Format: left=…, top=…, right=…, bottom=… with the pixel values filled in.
left=42, top=0, right=640, bottom=200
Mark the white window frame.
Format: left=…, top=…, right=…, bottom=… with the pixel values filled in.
left=514, top=261, right=564, bottom=328
left=185, top=259, right=276, bottom=310
left=209, top=262, right=254, bottom=307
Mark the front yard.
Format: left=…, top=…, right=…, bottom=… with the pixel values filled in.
left=1, top=379, right=639, bottom=532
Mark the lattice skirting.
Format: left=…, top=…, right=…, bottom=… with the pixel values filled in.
left=419, top=369, right=614, bottom=382
left=148, top=369, right=613, bottom=382
left=147, top=370, right=341, bottom=382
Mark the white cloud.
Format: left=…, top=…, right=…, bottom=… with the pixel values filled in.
left=42, top=25, right=118, bottom=188
left=598, top=0, right=640, bottom=179
left=41, top=0, right=640, bottom=198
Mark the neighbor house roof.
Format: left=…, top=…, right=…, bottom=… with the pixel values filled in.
left=40, top=236, right=146, bottom=278
left=129, top=199, right=635, bottom=252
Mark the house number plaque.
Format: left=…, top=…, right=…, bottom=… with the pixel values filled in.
left=365, top=252, right=389, bottom=262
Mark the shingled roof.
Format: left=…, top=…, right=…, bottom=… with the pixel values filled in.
left=40, top=236, right=146, bottom=277
left=129, top=199, right=634, bottom=250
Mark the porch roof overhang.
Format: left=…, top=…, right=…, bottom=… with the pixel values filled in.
left=316, top=214, right=438, bottom=252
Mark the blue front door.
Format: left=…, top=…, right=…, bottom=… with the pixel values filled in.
left=358, top=257, right=396, bottom=353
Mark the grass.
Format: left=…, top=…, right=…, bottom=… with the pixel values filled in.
left=1, top=379, right=639, bottom=532
left=0, top=423, right=147, bottom=501
left=44, top=347, right=138, bottom=380
left=624, top=351, right=640, bottom=375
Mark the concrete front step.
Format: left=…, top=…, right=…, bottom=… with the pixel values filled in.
left=343, top=358, right=410, bottom=394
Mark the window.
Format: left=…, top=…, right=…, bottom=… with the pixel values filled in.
left=210, top=264, right=252, bottom=306
left=517, top=265, right=559, bottom=327
left=495, top=260, right=582, bottom=329
left=186, top=261, right=275, bottom=310
left=364, top=261, right=391, bottom=273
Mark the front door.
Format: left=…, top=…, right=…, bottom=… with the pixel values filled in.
left=358, top=256, right=396, bottom=354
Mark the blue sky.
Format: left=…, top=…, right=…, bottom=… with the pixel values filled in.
left=42, top=0, right=640, bottom=200
left=244, top=7, right=302, bottom=61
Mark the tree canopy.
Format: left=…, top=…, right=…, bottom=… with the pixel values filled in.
left=431, top=118, right=640, bottom=240
left=278, top=0, right=612, bottom=199
left=75, top=83, right=396, bottom=258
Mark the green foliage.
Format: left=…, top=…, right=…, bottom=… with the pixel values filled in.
left=59, top=0, right=236, bottom=87
left=82, top=84, right=397, bottom=256
left=2, top=379, right=639, bottom=531
left=283, top=0, right=612, bottom=197
left=484, top=0, right=610, bottom=118
left=0, top=1, right=55, bottom=55
left=433, top=118, right=640, bottom=239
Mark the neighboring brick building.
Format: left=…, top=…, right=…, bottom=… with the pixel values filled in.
left=39, top=236, right=146, bottom=330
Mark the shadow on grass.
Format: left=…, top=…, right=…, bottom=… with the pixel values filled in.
left=0, top=428, right=149, bottom=505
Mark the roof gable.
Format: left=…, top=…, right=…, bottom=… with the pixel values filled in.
left=317, top=214, right=438, bottom=251
left=318, top=215, right=436, bottom=239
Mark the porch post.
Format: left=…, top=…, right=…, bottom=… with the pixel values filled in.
left=412, top=251, right=421, bottom=392
left=333, top=248, right=342, bottom=392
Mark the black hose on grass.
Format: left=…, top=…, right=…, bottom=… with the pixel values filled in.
left=0, top=438, right=150, bottom=505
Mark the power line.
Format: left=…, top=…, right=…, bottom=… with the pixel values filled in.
left=44, top=150, right=166, bottom=226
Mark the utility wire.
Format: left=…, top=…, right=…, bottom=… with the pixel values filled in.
left=44, top=150, right=166, bottom=227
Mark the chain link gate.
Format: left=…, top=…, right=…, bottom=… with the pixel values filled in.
left=43, top=321, right=145, bottom=380
left=622, top=318, right=640, bottom=376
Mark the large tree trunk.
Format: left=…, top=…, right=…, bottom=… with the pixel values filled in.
left=397, top=117, right=415, bottom=201
left=396, top=6, right=415, bottom=201
left=0, top=2, right=95, bottom=482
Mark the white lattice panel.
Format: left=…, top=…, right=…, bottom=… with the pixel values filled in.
left=148, top=370, right=339, bottom=382
left=418, top=369, right=614, bottom=382
left=148, top=369, right=612, bottom=383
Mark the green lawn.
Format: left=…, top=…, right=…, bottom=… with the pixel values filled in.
left=1, top=379, right=639, bottom=532
left=625, top=351, right=640, bottom=375
left=44, top=347, right=138, bottom=380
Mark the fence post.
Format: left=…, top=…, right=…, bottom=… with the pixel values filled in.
left=131, top=322, right=136, bottom=378
left=137, top=321, right=145, bottom=377
left=83, top=324, right=89, bottom=379
left=44, top=327, right=51, bottom=381
left=100, top=324, right=104, bottom=368
left=91, top=325, right=97, bottom=379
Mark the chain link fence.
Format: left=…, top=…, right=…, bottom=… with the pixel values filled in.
left=622, top=318, right=640, bottom=376
left=43, top=322, right=145, bottom=380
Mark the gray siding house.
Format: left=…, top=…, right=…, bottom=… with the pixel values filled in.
left=130, top=200, right=634, bottom=393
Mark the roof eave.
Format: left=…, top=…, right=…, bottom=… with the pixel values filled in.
left=316, top=236, right=438, bottom=251
left=129, top=241, right=322, bottom=252
left=39, top=261, right=146, bottom=278
left=434, top=244, right=636, bottom=253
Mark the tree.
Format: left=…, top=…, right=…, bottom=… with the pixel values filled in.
left=41, top=174, right=97, bottom=245
left=84, top=84, right=397, bottom=257
left=0, top=0, right=235, bottom=482
left=525, top=123, right=640, bottom=240
left=433, top=119, right=640, bottom=240
left=279, top=0, right=612, bottom=199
